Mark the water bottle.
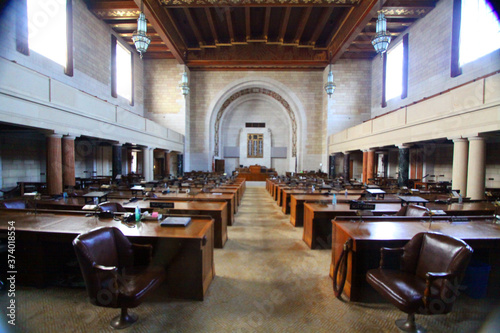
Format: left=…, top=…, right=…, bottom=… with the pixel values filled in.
left=345, top=189, right=348, bottom=197
left=135, top=205, right=141, bottom=222
left=458, top=194, right=463, bottom=204
left=332, top=194, right=337, bottom=206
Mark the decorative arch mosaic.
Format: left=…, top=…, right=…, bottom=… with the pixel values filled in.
left=214, top=88, right=297, bottom=157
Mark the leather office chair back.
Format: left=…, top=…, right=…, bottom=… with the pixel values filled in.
left=73, top=227, right=133, bottom=307
left=98, top=202, right=127, bottom=213
left=396, top=204, right=430, bottom=217
left=367, top=232, right=473, bottom=331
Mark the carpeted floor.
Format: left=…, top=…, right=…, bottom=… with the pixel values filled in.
left=1, top=186, right=498, bottom=332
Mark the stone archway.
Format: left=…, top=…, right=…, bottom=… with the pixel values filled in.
left=213, top=87, right=297, bottom=158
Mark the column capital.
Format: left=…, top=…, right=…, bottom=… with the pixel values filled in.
left=468, top=136, right=485, bottom=142
left=396, top=144, right=411, bottom=149
left=47, top=133, right=63, bottom=139
left=62, top=135, right=76, bottom=141
left=342, top=151, right=351, bottom=155
left=449, top=137, right=468, bottom=143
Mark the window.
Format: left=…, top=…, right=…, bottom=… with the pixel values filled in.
left=247, top=134, right=263, bottom=158
left=26, top=0, right=73, bottom=75
left=111, top=36, right=133, bottom=104
left=452, top=0, right=500, bottom=76
left=460, top=0, right=500, bottom=66
left=382, top=34, right=409, bottom=106
left=385, top=41, right=404, bottom=101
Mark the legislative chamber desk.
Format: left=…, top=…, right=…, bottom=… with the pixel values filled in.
left=281, top=189, right=366, bottom=214
left=329, top=218, right=500, bottom=302
left=303, top=201, right=496, bottom=249
left=120, top=200, right=228, bottom=248
left=303, top=203, right=402, bottom=248
left=109, top=191, right=235, bottom=226
left=0, top=211, right=215, bottom=301
left=290, top=194, right=401, bottom=227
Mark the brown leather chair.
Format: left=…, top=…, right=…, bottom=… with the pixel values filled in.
left=396, top=204, right=430, bottom=217
left=73, top=227, right=165, bottom=329
left=98, top=202, right=127, bottom=213
left=366, top=232, right=473, bottom=332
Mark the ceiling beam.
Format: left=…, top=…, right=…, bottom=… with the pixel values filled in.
left=278, top=7, right=291, bottom=43
left=225, top=8, right=235, bottom=43
left=183, top=8, right=204, bottom=47
left=328, top=0, right=380, bottom=63
left=186, top=44, right=328, bottom=68
left=294, top=7, right=312, bottom=44
left=133, top=0, right=187, bottom=63
left=245, top=7, right=251, bottom=40
left=159, top=0, right=358, bottom=7
left=308, top=7, right=333, bottom=46
left=205, top=8, right=219, bottom=44
left=263, top=7, right=271, bottom=40
left=88, top=1, right=138, bottom=10
left=381, top=6, right=435, bottom=18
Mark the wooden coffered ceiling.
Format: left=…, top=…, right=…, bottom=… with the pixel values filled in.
left=86, top=0, right=438, bottom=70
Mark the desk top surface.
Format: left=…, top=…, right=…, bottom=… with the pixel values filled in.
left=83, top=191, right=108, bottom=197
left=305, top=202, right=402, bottom=212
left=0, top=211, right=213, bottom=239
left=399, top=196, right=429, bottom=203
left=334, top=221, right=500, bottom=242
left=119, top=199, right=227, bottom=212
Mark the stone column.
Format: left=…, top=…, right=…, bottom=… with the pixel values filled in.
left=142, top=147, right=154, bottom=181
left=362, top=150, right=368, bottom=183
left=398, top=145, right=410, bottom=188
left=451, top=138, right=469, bottom=195
left=367, top=149, right=375, bottom=183
left=466, top=136, right=486, bottom=200
left=343, top=152, right=350, bottom=180
left=112, top=143, right=123, bottom=181
left=328, top=154, right=336, bottom=179
left=177, top=154, right=184, bottom=176
left=47, top=134, right=63, bottom=195
left=165, top=151, right=171, bottom=177
left=62, top=135, right=76, bottom=188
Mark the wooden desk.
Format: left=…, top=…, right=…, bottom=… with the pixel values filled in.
left=330, top=219, right=500, bottom=302
left=120, top=200, right=228, bottom=248
left=0, top=211, right=215, bottom=301
left=109, top=191, right=235, bottom=226
left=289, top=194, right=395, bottom=227
left=211, top=187, right=240, bottom=210
left=83, top=191, right=109, bottom=204
left=303, top=203, right=402, bottom=249
left=399, top=195, right=429, bottom=206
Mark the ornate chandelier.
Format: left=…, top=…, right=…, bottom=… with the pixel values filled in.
left=132, top=0, right=151, bottom=59
left=371, top=11, right=391, bottom=57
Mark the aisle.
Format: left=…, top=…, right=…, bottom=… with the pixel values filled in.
left=7, top=186, right=492, bottom=332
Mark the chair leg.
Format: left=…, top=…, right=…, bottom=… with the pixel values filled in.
left=395, top=313, right=425, bottom=333
left=110, top=307, right=138, bottom=329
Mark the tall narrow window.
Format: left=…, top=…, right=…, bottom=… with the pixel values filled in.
left=452, top=0, right=500, bottom=76
left=247, top=134, right=263, bottom=158
left=385, top=41, right=404, bottom=101
left=459, top=0, right=500, bottom=66
left=27, top=0, right=67, bottom=68
left=112, top=36, right=133, bottom=104
left=383, top=34, right=409, bottom=105
left=116, top=42, right=132, bottom=102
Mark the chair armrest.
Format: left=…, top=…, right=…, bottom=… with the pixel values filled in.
left=379, top=247, right=404, bottom=268
left=131, top=243, right=153, bottom=266
left=423, top=272, right=455, bottom=307
left=94, top=264, right=118, bottom=272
